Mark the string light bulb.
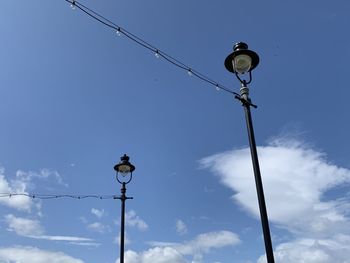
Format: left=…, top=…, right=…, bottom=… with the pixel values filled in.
left=70, top=0, right=76, bottom=9
left=216, top=84, right=220, bottom=91
left=116, top=27, right=121, bottom=36
left=155, top=50, right=160, bottom=58
left=187, top=68, right=193, bottom=76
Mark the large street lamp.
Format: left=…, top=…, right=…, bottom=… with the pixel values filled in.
left=225, top=42, right=275, bottom=263
left=114, top=154, right=135, bottom=263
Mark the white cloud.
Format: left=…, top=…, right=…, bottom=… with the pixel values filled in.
left=175, top=231, right=240, bottom=258
left=0, top=169, right=33, bottom=211
left=125, top=230, right=240, bottom=263
left=16, top=169, right=67, bottom=187
left=4, top=214, right=94, bottom=244
left=0, top=246, right=84, bottom=263
left=200, top=137, right=350, bottom=262
left=5, top=214, right=44, bottom=236
left=257, top=235, right=350, bottom=263
left=200, top=138, right=350, bottom=236
left=176, top=219, right=188, bottom=235
left=116, top=247, right=187, bottom=263
left=91, top=208, right=105, bottom=218
left=125, top=210, right=148, bottom=231
left=122, top=250, right=140, bottom=263
left=31, top=235, right=93, bottom=242
left=87, top=222, right=110, bottom=233
left=0, top=167, right=67, bottom=212
left=69, top=242, right=101, bottom=247
left=121, top=247, right=187, bottom=263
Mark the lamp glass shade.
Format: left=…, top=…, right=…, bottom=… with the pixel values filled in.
left=232, top=54, right=252, bottom=74
left=117, top=164, right=132, bottom=175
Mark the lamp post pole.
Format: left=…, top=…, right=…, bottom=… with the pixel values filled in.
left=118, top=182, right=129, bottom=263
left=241, top=82, right=275, bottom=263
left=114, top=154, right=135, bottom=263
left=225, top=43, right=275, bottom=263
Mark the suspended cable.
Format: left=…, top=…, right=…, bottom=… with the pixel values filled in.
left=0, top=193, right=119, bottom=200
left=63, top=0, right=240, bottom=97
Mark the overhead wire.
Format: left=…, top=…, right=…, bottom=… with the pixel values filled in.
left=64, top=0, right=240, bottom=97
left=0, top=3, right=242, bottom=204
left=0, top=193, right=119, bottom=200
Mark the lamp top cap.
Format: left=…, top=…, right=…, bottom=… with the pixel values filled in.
left=120, top=154, right=130, bottom=162
left=233, top=42, right=249, bottom=52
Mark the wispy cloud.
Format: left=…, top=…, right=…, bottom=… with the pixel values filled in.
left=87, top=222, right=111, bottom=234
left=173, top=231, right=240, bottom=258
left=5, top=214, right=94, bottom=245
left=200, top=137, right=350, bottom=262
left=16, top=168, right=68, bottom=188
left=30, top=235, right=93, bottom=242
left=5, top=214, right=43, bottom=236
left=69, top=242, right=101, bottom=247
left=176, top=219, right=188, bottom=235
left=125, top=210, right=148, bottom=231
left=115, top=231, right=131, bottom=246
left=91, top=208, right=105, bottom=219
left=0, top=246, right=84, bottom=263
left=124, top=230, right=240, bottom=263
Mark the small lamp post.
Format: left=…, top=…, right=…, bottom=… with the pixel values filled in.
left=225, top=42, right=275, bottom=263
left=114, top=154, right=135, bottom=263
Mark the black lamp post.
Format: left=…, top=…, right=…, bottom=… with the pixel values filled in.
left=114, top=154, right=135, bottom=263
left=225, top=42, right=275, bottom=263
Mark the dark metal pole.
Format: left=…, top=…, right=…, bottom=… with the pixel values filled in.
left=119, top=182, right=127, bottom=263
left=240, top=83, right=275, bottom=263
left=114, top=154, right=134, bottom=263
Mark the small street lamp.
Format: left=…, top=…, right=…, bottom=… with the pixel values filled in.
left=114, top=154, right=135, bottom=263
left=225, top=42, right=275, bottom=263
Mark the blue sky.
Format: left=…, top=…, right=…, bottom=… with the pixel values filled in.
left=1, top=0, right=350, bottom=262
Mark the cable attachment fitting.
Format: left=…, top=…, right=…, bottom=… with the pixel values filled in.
left=240, top=85, right=249, bottom=100
left=233, top=82, right=258, bottom=108
left=234, top=95, right=258, bottom=108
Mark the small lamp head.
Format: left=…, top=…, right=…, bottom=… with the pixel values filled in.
left=225, top=42, right=259, bottom=74
left=114, top=154, right=135, bottom=176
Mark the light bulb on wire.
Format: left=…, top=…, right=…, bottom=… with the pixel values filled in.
left=70, top=1, right=76, bottom=9
left=187, top=69, right=193, bottom=76
left=155, top=50, right=160, bottom=58
left=216, top=84, right=220, bottom=91
left=116, top=27, right=121, bottom=36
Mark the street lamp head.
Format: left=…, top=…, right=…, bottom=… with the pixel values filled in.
left=114, top=154, right=135, bottom=176
left=225, top=42, right=259, bottom=75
